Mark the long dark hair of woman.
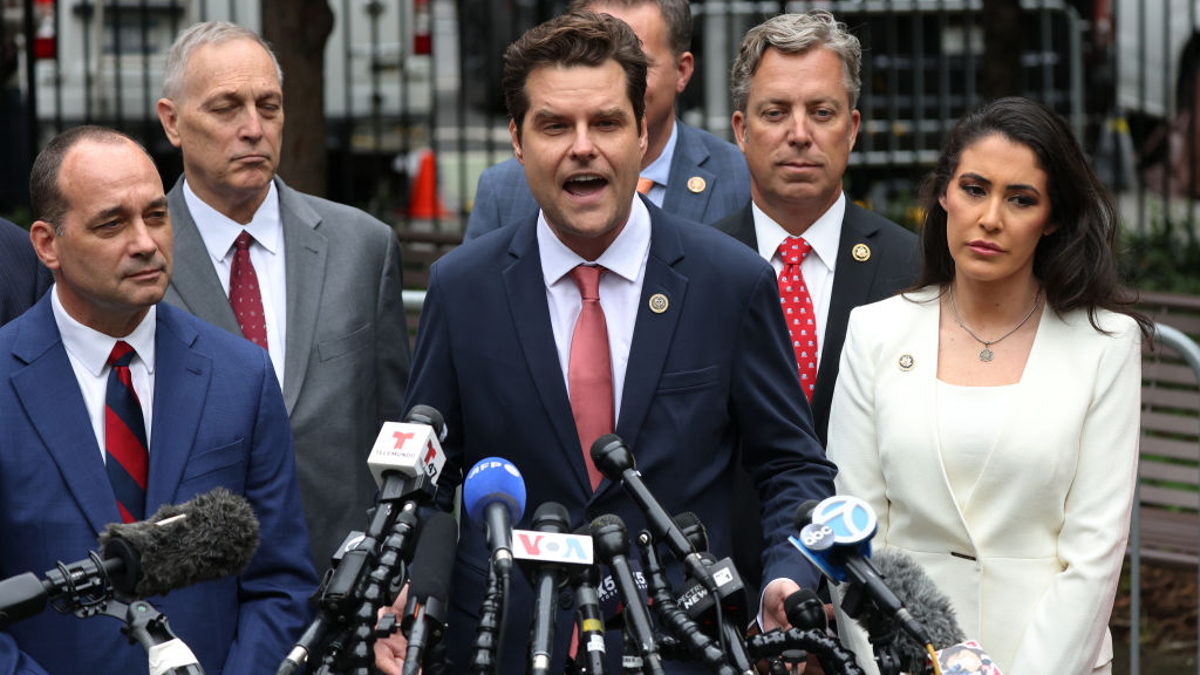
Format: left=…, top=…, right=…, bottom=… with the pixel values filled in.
left=913, top=96, right=1152, bottom=338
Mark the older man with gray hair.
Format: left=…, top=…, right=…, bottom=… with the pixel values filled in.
left=155, top=21, right=411, bottom=570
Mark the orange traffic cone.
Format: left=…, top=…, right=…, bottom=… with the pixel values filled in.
left=408, top=148, right=450, bottom=219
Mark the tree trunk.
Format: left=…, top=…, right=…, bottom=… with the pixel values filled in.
left=981, top=0, right=1023, bottom=101
left=262, top=0, right=334, bottom=197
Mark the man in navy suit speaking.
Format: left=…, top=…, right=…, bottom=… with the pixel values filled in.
left=0, top=126, right=315, bottom=674
left=463, top=0, right=751, bottom=240
left=377, top=12, right=834, bottom=675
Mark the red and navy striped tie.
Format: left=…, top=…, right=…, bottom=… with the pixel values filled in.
left=105, top=341, right=147, bottom=523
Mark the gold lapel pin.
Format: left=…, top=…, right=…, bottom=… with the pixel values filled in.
left=687, top=176, right=706, bottom=193
left=851, top=243, right=871, bottom=262
left=898, top=354, right=914, bottom=371
left=649, top=294, right=669, bottom=314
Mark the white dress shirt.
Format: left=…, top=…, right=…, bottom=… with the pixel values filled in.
left=51, top=286, right=156, bottom=460
left=751, top=192, right=846, bottom=371
left=638, top=121, right=678, bottom=207
left=538, top=196, right=652, bottom=423
left=184, top=179, right=287, bottom=384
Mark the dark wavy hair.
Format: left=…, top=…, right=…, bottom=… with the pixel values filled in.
left=503, top=11, right=648, bottom=142
left=915, top=97, right=1151, bottom=338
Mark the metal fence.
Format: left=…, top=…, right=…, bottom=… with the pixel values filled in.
left=1, top=0, right=1100, bottom=233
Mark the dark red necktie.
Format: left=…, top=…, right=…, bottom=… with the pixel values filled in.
left=568, top=265, right=612, bottom=491
left=230, top=231, right=269, bottom=350
left=105, top=341, right=148, bottom=523
left=777, top=237, right=818, bottom=402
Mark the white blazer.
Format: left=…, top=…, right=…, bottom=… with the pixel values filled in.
left=826, top=288, right=1142, bottom=675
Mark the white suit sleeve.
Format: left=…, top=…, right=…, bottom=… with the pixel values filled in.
left=1008, top=317, right=1142, bottom=675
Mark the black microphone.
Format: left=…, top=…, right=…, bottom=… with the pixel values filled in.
left=590, top=435, right=711, bottom=587
left=590, top=514, right=665, bottom=675
left=850, top=550, right=965, bottom=674
left=568, top=527, right=606, bottom=675
left=0, top=487, right=259, bottom=627
left=402, top=511, right=459, bottom=675
left=520, top=502, right=572, bottom=675
left=783, top=588, right=827, bottom=632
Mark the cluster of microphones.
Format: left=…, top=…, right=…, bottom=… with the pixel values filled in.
left=0, top=404, right=998, bottom=675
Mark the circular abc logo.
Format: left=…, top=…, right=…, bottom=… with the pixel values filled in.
left=810, top=496, right=877, bottom=546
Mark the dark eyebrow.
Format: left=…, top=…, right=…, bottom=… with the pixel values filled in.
left=960, top=171, right=1041, bottom=196
left=148, top=196, right=168, bottom=210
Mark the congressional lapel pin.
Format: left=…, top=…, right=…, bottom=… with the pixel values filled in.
left=649, top=294, right=669, bottom=314
left=687, top=176, right=706, bottom=193
left=851, top=243, right=871, bottom=262
left=898, top=354, right=915, bottom=372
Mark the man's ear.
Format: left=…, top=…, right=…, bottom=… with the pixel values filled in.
left=157, top=98, right=183, bottom=148
left=510, top=120, right=523, bottom=163
left=29, top=220, right=61, bottom=272
left=732, top=110, right=747, bottom=152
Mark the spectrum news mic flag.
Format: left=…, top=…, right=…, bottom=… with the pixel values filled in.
left=0, top=487, right=259, bottom=675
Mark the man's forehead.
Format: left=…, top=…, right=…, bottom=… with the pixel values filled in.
left=183, top=39, right=280, bottom=93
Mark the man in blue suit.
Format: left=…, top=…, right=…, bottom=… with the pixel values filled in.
left=377, top=12, right=834, bottom=675
left=463, top=0, right=750, bottom=240
left=0, top=218, right=52, bottom=326
left=0, top=126, right=316, bottom=674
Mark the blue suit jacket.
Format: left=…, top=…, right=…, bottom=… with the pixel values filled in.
left=0, top=298, right=317, bottom=675
left=0, top=219, right=51, bottom=327
left=463, top=120, right=751, bottom=240
left=406, top=200, right=835, bottom=674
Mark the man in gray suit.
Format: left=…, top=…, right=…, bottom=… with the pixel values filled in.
left=464, top=0, right=750, bottom=240
left=155, top=22, right=410, bottom=569
left=0, top=218, right=52, bottom=326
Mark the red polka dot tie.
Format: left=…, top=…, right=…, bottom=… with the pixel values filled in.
left=777, top=237, right=817, bottom=402
left=230, top=231, right=268, bottom=351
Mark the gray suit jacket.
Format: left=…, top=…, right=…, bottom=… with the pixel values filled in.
left=163, top=176, right=410, bottom=568
left=464, top=119, right=751, bottom=240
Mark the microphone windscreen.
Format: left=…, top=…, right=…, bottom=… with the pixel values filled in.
left=408, top=512, right=458, bottom=602
left=784, top=588, right=827, bottom=631
left=856, top=549, right=966, bottom=673
left=98, top=487, right=260, bottom=597
left=671, top=511, right=709, bottom=553
left=405, top=404, right=446, bottom=440
left=791, top=499, right=823, bottom=531
left=462, top=457, right=526, bottom=525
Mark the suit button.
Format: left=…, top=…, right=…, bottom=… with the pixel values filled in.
left=559, top=589, right=574, bottom=609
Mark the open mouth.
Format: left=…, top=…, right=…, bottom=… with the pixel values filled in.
left=564, top=174, right=608, bottom=197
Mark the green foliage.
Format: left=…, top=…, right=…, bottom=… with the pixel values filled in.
left=1120, top=218, right=1200, bottom=294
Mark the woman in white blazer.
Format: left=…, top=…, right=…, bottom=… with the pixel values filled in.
left=827, top=98, right=1153, bottom=675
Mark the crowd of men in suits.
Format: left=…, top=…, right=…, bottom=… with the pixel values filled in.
left=0, top=3, right=919, bottom=673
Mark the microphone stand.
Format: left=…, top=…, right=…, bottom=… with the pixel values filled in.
left=469, top=564, right=505, bottom=675
left=839, top=585, right=902, bottom=675
left=745, top=628, right=866, bottom=675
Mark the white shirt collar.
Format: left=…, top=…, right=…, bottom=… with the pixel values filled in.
left=640, top=120, right=678, bottom=189
left=538, top=196, right=652, bottom=286
left=183, top=178, right=282, bottom=260
left=50, top=284, right=157, bottom=376
left=751, top=192, right=846, bottom=272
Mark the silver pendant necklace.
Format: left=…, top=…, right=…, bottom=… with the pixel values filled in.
left=949, top=285, right=1042, bottom=362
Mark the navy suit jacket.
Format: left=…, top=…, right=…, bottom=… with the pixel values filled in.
left=406, top=199, right=835, bottom=674
left=0, top=298, right=317, bottom=675
left=463, top=120, right=751, bottom=240
left=0, top=218, right=51, bottom=327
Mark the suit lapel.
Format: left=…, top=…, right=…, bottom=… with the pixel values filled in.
left=661, top=122, right=715, bottom=223
left=278, top=178, right=328, bottom=413
left=145, top=306, right=211, bottom=509
left=10, top=300, right=122, bottom=533
left=597, top=211, right=687, bottom=501
left=503, top=222, right=594, bottom=494
left=165, top=179, right=242, bottom=335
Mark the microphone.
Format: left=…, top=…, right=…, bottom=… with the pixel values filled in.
left=462, top=457, right=526, bottom=577
left=367, top=404, right=447, bottom=501
left=787, top=496, right=934, bottom=653
left=783, top=588, right=827, bottom=632
left=515, top=502, right=574, bottom=675
left=590, top=514, right=665, bottom=675
left=0, top=487, right=259, bottom=627
left=567, top=527, right=606, bottom=675
left=402, top=511, right=459, bottom=675
left=851, top=550, right=965, bottom=674
left=590, top=435, right=711, bottom=587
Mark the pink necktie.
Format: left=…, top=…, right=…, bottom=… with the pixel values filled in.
left=636, top=177, right=654, bottom=195
left=568, top=265, right=612, bottom=491
left=777, top=237, right=818, bottom=402
left=230, top=231, right=269, bottom=351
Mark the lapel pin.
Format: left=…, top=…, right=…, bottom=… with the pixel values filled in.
left=649, top=294, right=669, bottom=314
left=851, top=243, right=871, bottom=262
left=898, top=354, right=914, bottom=371
left=687, top=176, right=706, bottom=193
